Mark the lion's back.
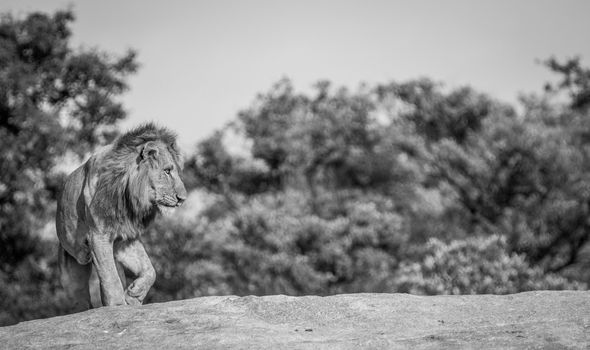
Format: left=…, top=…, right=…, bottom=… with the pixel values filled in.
left=56, top=159, right=95, bottom=264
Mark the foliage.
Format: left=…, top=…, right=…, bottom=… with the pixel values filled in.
left=145, top=190, right=407, bottom=299
left=420, top=87, right=590, bottom=273
left=0, top=9, right=137, bottom=268
left=0, top=247, right=69, bottom=326
left=376, top=79, right=499, bottom=144
left=178, top=63, right=589, bottom=300
left=187, top=79, right=420, bottom=213
left=0, top=9, right=137, bottom=325
left=394, top=235, right=583, bottom=295
left=543, top=56, right=590, bottom=111
left=146, top=191, right=584, bottom=301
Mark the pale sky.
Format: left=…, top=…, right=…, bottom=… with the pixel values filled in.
left=3, top=0, right=590, bottom=150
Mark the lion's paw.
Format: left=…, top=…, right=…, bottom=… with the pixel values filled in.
left=125, top=293, right=142, bottom=306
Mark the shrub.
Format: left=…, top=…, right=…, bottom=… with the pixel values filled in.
left=393, top=235, right=585, bottom=295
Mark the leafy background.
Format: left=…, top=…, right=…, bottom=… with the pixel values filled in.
left=1, top=10, right=589, bottom=326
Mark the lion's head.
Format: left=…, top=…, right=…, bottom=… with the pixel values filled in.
left=92, top=123, right=188, bottom=238
left=137, top=140, right=187, bottom=211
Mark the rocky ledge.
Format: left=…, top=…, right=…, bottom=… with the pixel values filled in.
left=1, top=291, right=589, bottom=349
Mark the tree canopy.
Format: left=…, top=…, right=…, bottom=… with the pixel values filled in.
left=0, top=10, right=137, bottom=325
left=0, top=10, right=137, bottom=267
left=166, top=58, right=590, bottom=302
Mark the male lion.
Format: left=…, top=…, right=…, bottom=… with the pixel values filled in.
left=56, top=123, right=187, bottom=309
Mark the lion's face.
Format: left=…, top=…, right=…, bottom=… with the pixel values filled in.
left=139, top=141, right=187, bottom=210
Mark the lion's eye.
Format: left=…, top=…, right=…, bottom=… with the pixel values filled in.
left=164, top=168, right=172, bottom=175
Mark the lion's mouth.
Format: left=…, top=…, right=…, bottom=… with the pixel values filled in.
left=158, top=202, right=178, bottom=207
left=156, top=194, right=182, bottom=208
left=157, top=202, right=179, bottom=209
left=156, top=202, right=179, bottom=217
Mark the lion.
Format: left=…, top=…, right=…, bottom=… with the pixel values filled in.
left=56, top=123, right=187, bottom=310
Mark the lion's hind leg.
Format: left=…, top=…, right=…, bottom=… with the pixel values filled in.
left=116, top=261, right=127, bottom=290
left=59, top=245, right=92, bottom=312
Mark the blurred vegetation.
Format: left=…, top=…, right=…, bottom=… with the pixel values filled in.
left=0, top=10, right=137, bottom=325
left=1, top=10, right=589, bottom=326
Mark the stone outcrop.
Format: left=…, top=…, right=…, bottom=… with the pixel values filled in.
left=1, top=291, right=589, bottom=349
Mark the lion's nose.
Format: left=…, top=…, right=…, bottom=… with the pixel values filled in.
left=176, top=193, right=187, bottom=206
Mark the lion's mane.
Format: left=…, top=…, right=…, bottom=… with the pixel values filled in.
left=91, top=123, right=181, bottom=240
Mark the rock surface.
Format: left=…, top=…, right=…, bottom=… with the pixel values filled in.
left=1, top=291, right=589, bottom=349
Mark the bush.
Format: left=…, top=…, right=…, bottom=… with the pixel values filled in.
left=144, top=190, right=586, bottom=302
left=393, top=235, right=585, bottom=295
left=144, top=190, right=410, bottom=299
left=0, top=244, right=70, bottom=326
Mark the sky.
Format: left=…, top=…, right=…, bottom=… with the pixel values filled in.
left=3, top=0, right=590, bottom=150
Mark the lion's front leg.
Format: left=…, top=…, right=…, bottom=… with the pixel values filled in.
left=114, top=239, right=156, bottom=306
left=90, top=233, right=126, bottom=306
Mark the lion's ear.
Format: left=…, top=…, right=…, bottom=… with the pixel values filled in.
left=141, top=141, right=159, bottom=160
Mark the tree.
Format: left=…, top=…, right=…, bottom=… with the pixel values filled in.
left=0, top=9, right=136, bottom=325
left=191, top=79, right=419, bottom=217
left=0, top=9, right=137, bottom=266
left=375, top=79, right=504, bottom=144
left=544, top=56, right=590, bottom=112
left=394, top=235, right=583, bottom=295
left=183, top=71, right=590, bottom=294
